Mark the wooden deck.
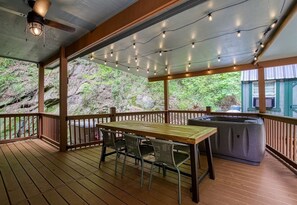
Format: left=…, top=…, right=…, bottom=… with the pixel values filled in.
left=0, top=139, right=297, bottom=205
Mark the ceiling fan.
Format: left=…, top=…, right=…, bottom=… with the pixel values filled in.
left=0, top=0, right=75, bottom=36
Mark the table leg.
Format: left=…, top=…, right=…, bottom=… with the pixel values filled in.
left=205, top=137, right=215, bottom=180
left=190, top=144, right=199, bottom=203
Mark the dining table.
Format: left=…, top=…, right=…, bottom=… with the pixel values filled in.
left=96, top=120, right=217, bottom=203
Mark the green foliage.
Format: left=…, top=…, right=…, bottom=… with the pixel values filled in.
left=169, top=72, right=241, bottom=110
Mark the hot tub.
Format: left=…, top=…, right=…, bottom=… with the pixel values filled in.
left=188, top=116, right=266, bottom=165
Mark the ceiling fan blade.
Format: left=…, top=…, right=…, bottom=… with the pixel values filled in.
left=44, top=19, right=75, bottom=32
left=33, top=0, right=51, bottom=17
left=0, top=6, right=27, bottom=17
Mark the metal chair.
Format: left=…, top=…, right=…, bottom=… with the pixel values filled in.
left=149, top=138, right=190, bottom=205
left=99, top=128, right=125, bottom=174
left=122, top=133, right=154, bottom=187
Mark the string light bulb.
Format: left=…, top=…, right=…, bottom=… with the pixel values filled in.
left=115, top=61, right=118, bottom=67
left=233, top=65, right=236, bottom=70
left=237, top=30, right=241, bottom=37
left=90, top=55, right=94, bottom=61
left=254, top=55, right=257, bottom=61
left=192, top=42, right=195, bottom=48
left=165, top=66, right=168, bottom=71
left=217, top=56, right=221, bottom=62
left=159, top=51, right=162, bottom=56
left=208, top=13, right=212, bottom=21
left=128, top=67, right=130, bottom=71
left=188, top=62, right=191, bottom=67
left=110, top=51, right=113, bottom=57
left=135, top=56, right=138, bottom=62
left=260, top=42, right=264, bottom=48
left=154, top=71, right=156, bottom=75
left=104, top=60, right=107, bottom=65
left=162, top=31, right=166, bottom=38
left=147, top=69, right=149, bottom=73
left=137, top=67, right=139, bottom=72
left=133, top=42, right=136, bottom=49
left=270, top=20, right=277, bottom=28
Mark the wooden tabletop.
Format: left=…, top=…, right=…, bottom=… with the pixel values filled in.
left=97, top=121, right=217, bottom=145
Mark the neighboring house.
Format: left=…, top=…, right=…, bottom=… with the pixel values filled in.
left=241, top=64, right=297, bottom=117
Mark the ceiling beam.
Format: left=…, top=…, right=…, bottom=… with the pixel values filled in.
left=66, top=0, right=183, bottom=59
left=258, top=56, right=297, bottom=68
left=41, top=0, right=184, bottom=67
left=148, top=63, right=255, bottom=82
left=256, top=1, right=297, bottom=62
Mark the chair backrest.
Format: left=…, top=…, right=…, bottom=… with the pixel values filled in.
left=150, top=138, right=175, bottom=167
left=124, top=134, right=142, bottom=157
left=100, top=128, right=116, bottom=147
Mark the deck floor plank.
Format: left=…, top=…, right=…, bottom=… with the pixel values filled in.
left=0, top=144, right=38, bottom=204
left=1, top=139, right=297, bottom=205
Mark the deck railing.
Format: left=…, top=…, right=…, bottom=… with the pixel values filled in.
left=261, top=114, right=297, bottom=169
left=1, top=108, right=296, bottom=171
left=40, top=113, right=60, bottom=147
left=67, top=114, right=111, bottom=148
left=0, top=113, right=38, bottom=143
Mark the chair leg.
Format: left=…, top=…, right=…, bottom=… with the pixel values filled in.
left=162, top=164, right=167, bottom=177
left=148, top=162, right=155, bottom=190
left=177, top=168, right=181, bottom=205
left=121, top=153, right=127, bottom=178
left=115, top=150, right=119, bottom=175
left=99, top=145, right=106, bottom=168
left=140, top=158, right=144, bottom=187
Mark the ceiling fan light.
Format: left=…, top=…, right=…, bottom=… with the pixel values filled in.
left=28, top=21, right=43, bottom=36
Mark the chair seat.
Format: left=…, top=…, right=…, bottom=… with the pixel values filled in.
left=115, top=139, right=126, bottom=149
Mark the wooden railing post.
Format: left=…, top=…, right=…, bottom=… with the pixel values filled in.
left=258, top=66, right=266, bottom=113
left=59, top=47, right=68, bottom=152
left=206, top=106, right=212, bottom=115
left=110, top=107, right=116, bottom=122
left=38, top=64, right=44, bottom=138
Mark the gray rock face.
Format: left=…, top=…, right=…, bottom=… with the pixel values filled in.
left=136, top=95, right=155, bottom=109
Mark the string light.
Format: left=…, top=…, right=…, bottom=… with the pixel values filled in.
left=217, top=56, right=221, bottom=62
left=192, top=42, right=195, bottom=48
left=154, top=71, right=157, bottom=75
left=237, top=30, right=241, bottom=37
left=165, top=66, right=168, bottom=71
left=147, top=69, right=149, bottom=73
left=110, top=51, right=113, bottom=57
left=104, top=60, right=107, bottom=65
left=233, top=65, right=236, bottom=69
left=128, top=66, right=130, bottom=71
left=133, top=42, right=136, bottom=49
left=162, top=31, right=166, bottom=38
left=89, top=54, right=94, bottom=61
left=260, top=42, right=264, bottom=48
left=207, top=69, right=211, bottom=74
left=135, top=56, right=138, bottom=62
left=159, top=51, right=162, bottom=56
left=137, top=67, right=139, bottom=72
left=254, top=55, right=257, bottom=61
left=270, top=19, right=277, bottom=28
left=208, top=13, right=212, bottom=21
left=188, top=62, right=191, bottom=67
left=115, top=61, right=118, bottom=67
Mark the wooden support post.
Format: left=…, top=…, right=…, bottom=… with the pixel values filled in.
left=258, top=67, right=266, bottom=113
left=59, top=47, right=68, bottom=151
left=164, top=80, right=169, bottom=123
left=110, top=107, right=116, bottom=122
left=206, top=106, right=212, bottom=115
left=38, top=64, right=44, bottom=138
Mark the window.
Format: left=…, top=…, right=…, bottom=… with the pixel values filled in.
left=252, top=80, right=276, bottom=108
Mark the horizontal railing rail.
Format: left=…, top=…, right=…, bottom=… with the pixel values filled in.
left=0, top=113, right=39, bottom=143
